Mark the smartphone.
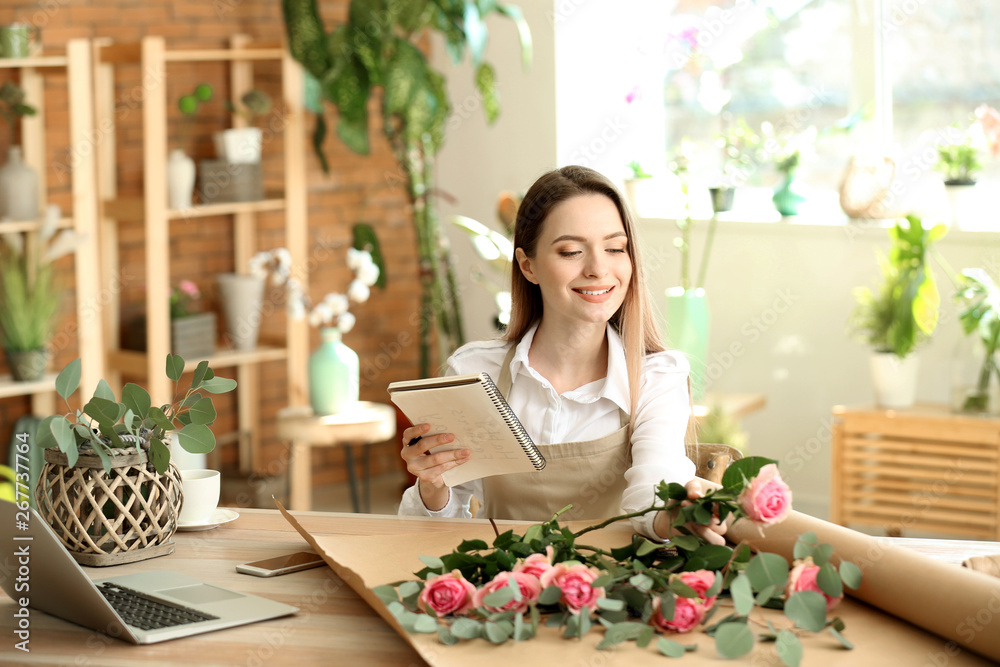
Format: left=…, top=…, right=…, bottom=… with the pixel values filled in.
left=235, top=551, right=327, bottom=578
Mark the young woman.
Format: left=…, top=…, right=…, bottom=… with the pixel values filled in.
left=398, top=165, right=723, bottom=544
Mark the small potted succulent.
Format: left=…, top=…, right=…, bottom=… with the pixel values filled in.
left=33, top=354, right=236, bottom=565
left=215, top=89, right=273, bottom=164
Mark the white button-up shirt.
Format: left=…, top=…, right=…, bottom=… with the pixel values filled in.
left=397, top=323, right=696, bottom=539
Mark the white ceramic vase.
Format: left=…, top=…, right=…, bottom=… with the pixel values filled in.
left=870, top=352, right=919, bottom=409
left=0, top=146, right=38, bottom=221
left=944, top=183, right=980, bottom=229
left=213, top=128, right=263, bottom=164
left=216, top=272, right=266, bottom=351
left=167, top=149, right=196, bottom=209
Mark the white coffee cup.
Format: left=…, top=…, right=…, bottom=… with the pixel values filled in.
left=178, top=469, right=221, bottom=525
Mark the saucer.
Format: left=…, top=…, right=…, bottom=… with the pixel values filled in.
left=178, top=508, right=239, bottom=532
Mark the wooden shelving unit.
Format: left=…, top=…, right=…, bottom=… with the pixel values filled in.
left=0, top=39, right=104, bottom=417
left=92, top=35, right=308, bottom=474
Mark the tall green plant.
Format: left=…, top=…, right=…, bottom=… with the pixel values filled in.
left=282, top=0, right=531, bottom=377
left=849, top=214, right=946, bottom=358
left=0, top=246, right=59, bottom=352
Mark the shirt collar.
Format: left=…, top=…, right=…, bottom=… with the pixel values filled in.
left=511, top=322, right=631, bottom=413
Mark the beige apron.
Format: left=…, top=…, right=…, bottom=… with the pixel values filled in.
left=481, top=344, right=631, bottom=522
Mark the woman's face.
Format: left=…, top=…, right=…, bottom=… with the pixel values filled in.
left=516, top=193, right=632, bottom=327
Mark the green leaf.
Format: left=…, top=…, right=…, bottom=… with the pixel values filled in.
left=84, top=396, right=121, bottom=426
left=419, top=555, right=445, bottom=570
left=191, top=360, right=210, bottom=390
left=636, top=538, right=659, bottom=557
left=398, top=580, right=421, bottom=600
left=121, top=383, right=151, bottom=420
left=745, top=552, right=789, bottom=592
left=669, top=534, right=700, bottom=552
left=165, top=354, right=185, bottom=381
left=721, top=455, right=777, bottom=490
left=816, top=563, right=843, bottom=599
left=484, top=620, right=510, bottom=644
left=50, top=417, right=77, bottom=466
left=463, top=1, right=487, bottom=64
left=658, top=593, right=675, bottom=621
left=457, top=538, right=488, bottom=552
left=451, top=617, right=482, bottom=639
left=496, top=2, right=533, bottom=70
left=813, top=543, right=834, bottom=567
left=596, top=621, right=647, bottom=650
left=55, top=358, right=81, bottom=400
left=839, top=560, right=862, bottom=589
left=784, top=591, right=827, bottom=632
left=187, top=397, right=217, bottom=425
left=629, top=572, right=654, bottom=592
left=482, top=586, right=514, bottom=609
left=35, top=415, right=63, bottom=450
left=730, top=572, right=754, bottom=616
left=372, top=585, right=399, bottom=606
left=776, top=629, right=803, bottom=667
left=437, top=624, right=458, bottom=645
left=176, top=423, right=216, bottom=454
left=538, top=585, right=561, bottom=606
left=413, top=614, right=438, bottom=633
left=93, top=379, right=116, bottom=402
left=200, top=376, right=237, bottom=394
left=474, top=62, right=499, bottom=124
left=658, top=636, right=687, bottom=658
left=793, top=532, right=818, bottom=561
left=596, top=597, right=625, bottom=612
left=715, top=622, right=754, bottom=659
left=148, top=406, right=174, bottom=431
left=828, top=625, right=855, bottom=649
left=149, top=437, right=170, bottom=474
left=691, top=544, right=732, bottom=570
left=755, top=584, right=778, bottom=606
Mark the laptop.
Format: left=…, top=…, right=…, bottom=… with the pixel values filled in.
left=0, top=500, right=299, bottom=644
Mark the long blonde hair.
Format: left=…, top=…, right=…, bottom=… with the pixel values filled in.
left=505, top=166, right=666, bottom=426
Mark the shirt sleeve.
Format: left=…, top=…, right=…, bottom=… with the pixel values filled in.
left=621, top=351, right=697, bottom=541
left=397, top=479, right=484, bottom=518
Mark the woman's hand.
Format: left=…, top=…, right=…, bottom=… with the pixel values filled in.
left=399, top=423, right=470, bottom=511
left=653, top=478, right=728, bottom=546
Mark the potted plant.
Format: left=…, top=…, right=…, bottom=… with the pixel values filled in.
left=709, top=117, right=763, bottom=213
left=282, top=0, right=531, bottom=378
left=33, top=354, right=236, bottom=565
left=935, top=107, right=1000, bottom=227
left=952, top=269, right=1000, bottom=413
left=0, top=81, right=38, bottom=220
left=0, top=205, right=80, bottom=381
left=848, top=214, right=946, bottom=408
left=169, top=280, right=216, bottom=361
left=213, top=88, right=273, bottom=164
left=169, top=82, right=213, bottom=209
left=623, top=160, right=655, bottom=217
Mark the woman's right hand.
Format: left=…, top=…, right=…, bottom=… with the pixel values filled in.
left=399, top=423, right=471, bottom=511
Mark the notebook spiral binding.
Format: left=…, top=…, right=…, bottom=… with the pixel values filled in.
left=479, top=372, right=547, bottom=471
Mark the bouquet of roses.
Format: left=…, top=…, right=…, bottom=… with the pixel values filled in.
left=374, top=457, right=862, bottom=663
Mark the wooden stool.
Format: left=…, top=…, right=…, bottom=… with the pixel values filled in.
left=276, top=402, right=397, bottom=512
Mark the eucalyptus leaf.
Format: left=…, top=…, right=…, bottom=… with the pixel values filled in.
left=148, top=406, right=174, bottom=431
left=669, top=534, right=700, bottom=552
left=412, top=614, right=438, bottom=634
left=451, top=617, right=482, bottom=639
left=398, top=580, right=421, bottom=600
left=839, top=560, right=863, bottom=589
left=636, top=538, right=660, bottom=557
left=176, top=423, right=215, bottom=454
left=187, top=397, right=217, bottom=425
left=372, top=585, right=399, bottom=606
left=776, top=629, right=803, bottom=667
left=745, top=552, right=789, bottom=591
left=165, top=354, right=185, bottom=382
left=730, top=572, right=754, bottom=616
left=714, top=622, right=755, bottom=659
left=596, top=597, right=625, bottom=612
left=437, top=624, right=458, bottom=645
left=149, top=437, right=170, bottom=474
left=538, top=585, right=562, bottom=606
left=200, top=377, right=237, bottom=394
left=484, top=621, right=509, bottom=644
left=121, top=383, right=151, bottom=420
left=793, top=532, right=818, bottom=561
left=658, top=637, right=687, bottom=658
left=829, top=625, right=855, bottom=649
left=784, top=591, right=827, bottom=632
left=755, top=584, right=778, bottom=606
left=419, top=555, right=445, bottom=570
left=191, top=360, right=210, bottom=391
left=813, top=543, right=834, bottom=567
left=816, top=563, right=844, bottom=599
left=482, top=586, right=514, bottom=609
left=93, top=379, right=116, bottom=402
left=55, top=358, right=81, bottom=400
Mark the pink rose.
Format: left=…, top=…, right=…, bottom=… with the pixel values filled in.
left=677, top=570, right=717, bottom=609
left=651, top=595, right=705, bottom=633
left=514, top=546, right=554, bottom=581
left=739, top=463, right=792, bottom=526
left=539, top=562, right=605, bottom=615
left=178, top=280, right=200, bottom=298
left=787, top=560, right=841, bottom=611
left=418, top=570, right=477, bottom=616
left=471, top=571, right=541, bottom=614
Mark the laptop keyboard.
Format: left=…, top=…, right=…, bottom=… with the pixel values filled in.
left=98, top=582, right=219, bottom=631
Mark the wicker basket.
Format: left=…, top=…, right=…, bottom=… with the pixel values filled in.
left=34, top=442, right=184, bottom=566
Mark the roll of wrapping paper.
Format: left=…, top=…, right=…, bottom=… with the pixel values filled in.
left=727, top=510, right=1000, bottom=662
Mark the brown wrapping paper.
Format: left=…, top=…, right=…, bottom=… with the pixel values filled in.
left=278, top=504, right=998, bottom=665
left=964, top=555, right=1000, bottom=578
left=728, top=510, right=1000, bottom=662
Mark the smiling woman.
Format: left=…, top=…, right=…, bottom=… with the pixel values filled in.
left=397, top=166, right=719, bottom=546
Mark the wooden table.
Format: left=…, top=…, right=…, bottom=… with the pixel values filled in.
left=3, top=509, right=999, bottom=666
left=276, top=402, right=396, bottom=512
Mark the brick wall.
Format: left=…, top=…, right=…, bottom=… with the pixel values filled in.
left=0, top=1, right=427, bottom=499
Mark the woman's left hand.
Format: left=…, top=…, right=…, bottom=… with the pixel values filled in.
left=653, top=478, right=728, bottom=546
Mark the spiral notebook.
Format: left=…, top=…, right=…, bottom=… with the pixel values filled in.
left=387, top=372, right=546, bottom=487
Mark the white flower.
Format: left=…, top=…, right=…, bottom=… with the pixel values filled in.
left=308, top=303, right=331, bottom=327
left=346, top=247, right=369, bottom=271
left=337, top=311, right=356, bottom=334
left=324, top=292, right=349, bottom=316
left=347, top=280, right=370, bottom=303
left=249, top=251, right=271, bottom=279
left=356, top=261, right=380, bottom=287
left=289, top=298, right=308, bottom=321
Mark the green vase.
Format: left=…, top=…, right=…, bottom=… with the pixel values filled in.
left=665, top=288, right=710, bottom=401
left=308, top=328, right=360, bottom=415
left=772, top=170, right=805, bottom=216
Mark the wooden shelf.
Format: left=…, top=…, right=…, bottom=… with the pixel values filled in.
left=0, top=55, right=69, bottom=69
left=103, top=194, right=286, bottom=223
left=96, top=42, right=283, bottom=65
left=107, top=346, right=288, bottom=376
left=0, top=217, right=75, bottom=234
left=0, top=374, right=56, bottom=400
